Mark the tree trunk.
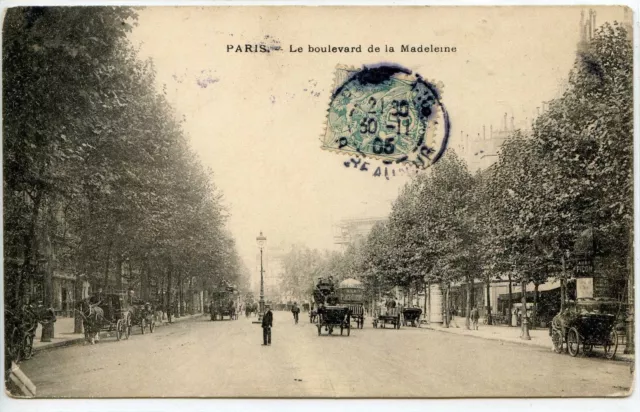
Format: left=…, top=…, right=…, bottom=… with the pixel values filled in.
left=102, top=241, right=112, bottom=290
left=40, top=216, right=56, bottom=341
left=443, top=282, right=450, bottom=328
left=178, top=270, right=183, bottom=317
left=560, top=255, right=567, bottom=311
left=507, top=273, right=513, bottom=327
left=166, top=265, right=172, bottom=323
left=160, top=274, right=165, bottom=319
left=115, top=257, right=123, bottom=291
left=532, top=283, right=539, bottom=329
left=73, top=276, right=84, bottom=334
left=188, top=276, right=193, bottom=315
left=486, top=274, right=492, bottom=325
left=465, top=276, right=472, bottom=329
left=424, top=280, right=429, bottom=320
left=141, top=259, right=150, bottom=301
left=17, top=191, right=43, bottom=306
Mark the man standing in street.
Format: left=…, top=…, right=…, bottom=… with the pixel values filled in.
left=262, top=304, right=273, bottom=346
left=470, top=306, right=480, bottom=330
left=291, top=302, right=300, bottom=324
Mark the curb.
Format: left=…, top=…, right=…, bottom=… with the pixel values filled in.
left=32, top=314, right=204, bottom=353
left=422, top=324, right=635, bottom=363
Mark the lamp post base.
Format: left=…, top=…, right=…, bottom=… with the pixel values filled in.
left=521, top=320, right=531, bottom=340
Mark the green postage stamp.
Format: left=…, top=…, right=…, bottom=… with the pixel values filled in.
left=321, top=64, right=450, bottom=168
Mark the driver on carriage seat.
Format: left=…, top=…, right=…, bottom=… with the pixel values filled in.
left=89, top=287, right=104, bottom=305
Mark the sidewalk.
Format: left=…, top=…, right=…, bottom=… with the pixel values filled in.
left=422, top=316, right=635, bottom=363
left=32, top=312, right=204, bottom=353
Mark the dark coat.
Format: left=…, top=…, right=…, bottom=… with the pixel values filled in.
left=262, top=309, right=273, bottom=328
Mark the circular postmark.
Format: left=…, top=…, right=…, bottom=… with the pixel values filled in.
left=322, top=64, right=450, bottom=168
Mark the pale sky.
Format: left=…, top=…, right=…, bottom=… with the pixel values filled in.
left=128, top=6, right=629, bottom=284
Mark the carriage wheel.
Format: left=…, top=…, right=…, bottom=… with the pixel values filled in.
left=141, top=318, right=146, bottom=335
left=604, top=330, right=618, bottom=360
left=149, top=320, right=155, bottom=333
left=125, top=317, right=132, bottom=340
left=567, top=328, right=580, bottom=357
left=551, top=329, right=564, bottom=354
left=116, top=320, right=123, bottom=341
left=23, top=334, right=34, bottom=360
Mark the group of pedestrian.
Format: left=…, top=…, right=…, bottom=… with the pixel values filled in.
left=447, top=305, right=481, bottom=330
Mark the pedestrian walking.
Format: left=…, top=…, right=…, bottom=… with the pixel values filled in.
left=291, top=302, right=300, bottom=324
left=262, top=304, right=273, bottom=346
left=448, top=305, right=460, bottom=328
left=470, top=307, right=480, bottom=330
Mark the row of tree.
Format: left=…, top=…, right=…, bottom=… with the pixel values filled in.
left=278, top=23, right=633, bottom=346
left=3, top=7, right=249, bottom=317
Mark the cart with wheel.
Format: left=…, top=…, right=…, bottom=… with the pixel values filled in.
left=336, top=279, right=365, bottom=329
left=373, top=307, right=401, bottom=329
left=550, top=298, right=621, bottom=359
left=130, top=302, right=155, bottom=334
left=98, top=292, right=133, bottom=341
left=316, top=306, right=351, bottom=336
left=402, top=307, right=422, bottom=327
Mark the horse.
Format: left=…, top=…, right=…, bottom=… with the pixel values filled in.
left=245, top=303, right=256, bottom=318
left=77, top=299, right=104, bottom=345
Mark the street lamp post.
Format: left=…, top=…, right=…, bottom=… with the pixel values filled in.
left=256, top=231, right=267, bottom=323
left=520, top=276, right=531, bottom=340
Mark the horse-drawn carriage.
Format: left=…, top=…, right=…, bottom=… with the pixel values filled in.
left=78, top=292, right=133, bottom=344
left=316, top=306, right=351, bottom=336
left=337, top=279, right=365, bottom=329
left=130, top=301, right=156, bottom=334
left=312, top=276, right=355, bottom=337
left=209, top=284, right=238, bottom=321
left=373, top=307, right=401, bottom=329
left=550, top=298, right=622, bottom=359
left=210, top=299, right=236, bottom=320
left=402, top=307, right=422, bottom=327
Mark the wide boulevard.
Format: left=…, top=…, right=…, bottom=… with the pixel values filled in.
left=20, top=313, right=633, bottom=398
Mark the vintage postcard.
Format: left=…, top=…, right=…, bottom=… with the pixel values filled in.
left=1, top=3, right=637, bottom=401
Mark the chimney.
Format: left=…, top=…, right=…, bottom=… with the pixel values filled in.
left=511, top=115, right=515, bottom=131
left=483, top=125, right=486, bottom=140
left=588, top=10, right=593, bottom=40
left=592, top=10, right=596, bottom=36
